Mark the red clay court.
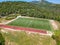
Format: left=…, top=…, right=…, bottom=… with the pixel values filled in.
left=0, top=24, right=47, bottom=34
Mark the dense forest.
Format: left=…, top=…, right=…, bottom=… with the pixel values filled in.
left=0, top=1, right=60, bottom=21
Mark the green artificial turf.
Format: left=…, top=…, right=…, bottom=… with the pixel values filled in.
left=8, top=17, right=52, bottom=31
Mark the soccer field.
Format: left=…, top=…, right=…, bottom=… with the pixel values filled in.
left=8, top=17, right=52, bottom=31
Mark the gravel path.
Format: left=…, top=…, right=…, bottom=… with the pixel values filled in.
left=49, top=20, right=58, bottom=30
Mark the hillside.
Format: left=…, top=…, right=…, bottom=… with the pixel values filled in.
left=0, top=1, right=60, bottom=45
left=0, top=1, right=60, bottom=21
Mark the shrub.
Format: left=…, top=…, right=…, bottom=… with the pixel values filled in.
left=0, top=32, right=5, bottom=45
left=5, top=15, right=17, bottom=20
left=52, top=30, right=60, bottom=45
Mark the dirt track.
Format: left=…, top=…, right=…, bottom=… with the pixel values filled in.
left=0, top=24, right=47, bottom=34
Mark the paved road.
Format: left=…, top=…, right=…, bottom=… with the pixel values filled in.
left=0, top=24, right=47, bottom=34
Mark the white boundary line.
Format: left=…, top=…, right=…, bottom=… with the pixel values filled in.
left=0, top=16, right=53, bottom=37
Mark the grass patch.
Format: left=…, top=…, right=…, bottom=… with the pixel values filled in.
left=1, top=30, right=55, bottom=45
left=8, top=17, right=52, bottom=31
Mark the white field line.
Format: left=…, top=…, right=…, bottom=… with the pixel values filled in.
left=0, top=16, right=53, bottom=36
left=0, top=16, right=48, bottom=24
left=5, top=16, right=22, bottom=24
left=1, top=16, right=22, bottom=24
left=49, top=20, right=58, bottom=30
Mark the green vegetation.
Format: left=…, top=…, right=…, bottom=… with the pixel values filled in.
left=0, top=18, right=3, bottom=23
left=0, top=18, right=2, bottom=23
left=8, top=17, right=52, bottom=30
left=0, top=1, right=60, bottom=21
left=0, top=1, right=60, bottom=45
left=5, top=14, right=17, bottom=20
left=0, top=31, right=5, bottom=45
left=2, top=30, right=54, bottom=45
left=52, top=30, right=60, bottom=45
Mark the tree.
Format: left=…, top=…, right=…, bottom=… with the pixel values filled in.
left=52, top=30, right=60, bottom=45
left=0, top=1, right=60, bottom=21
left=0, top=32, right=5, bottom=45
left=0, top=28, right=5, bottom=45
